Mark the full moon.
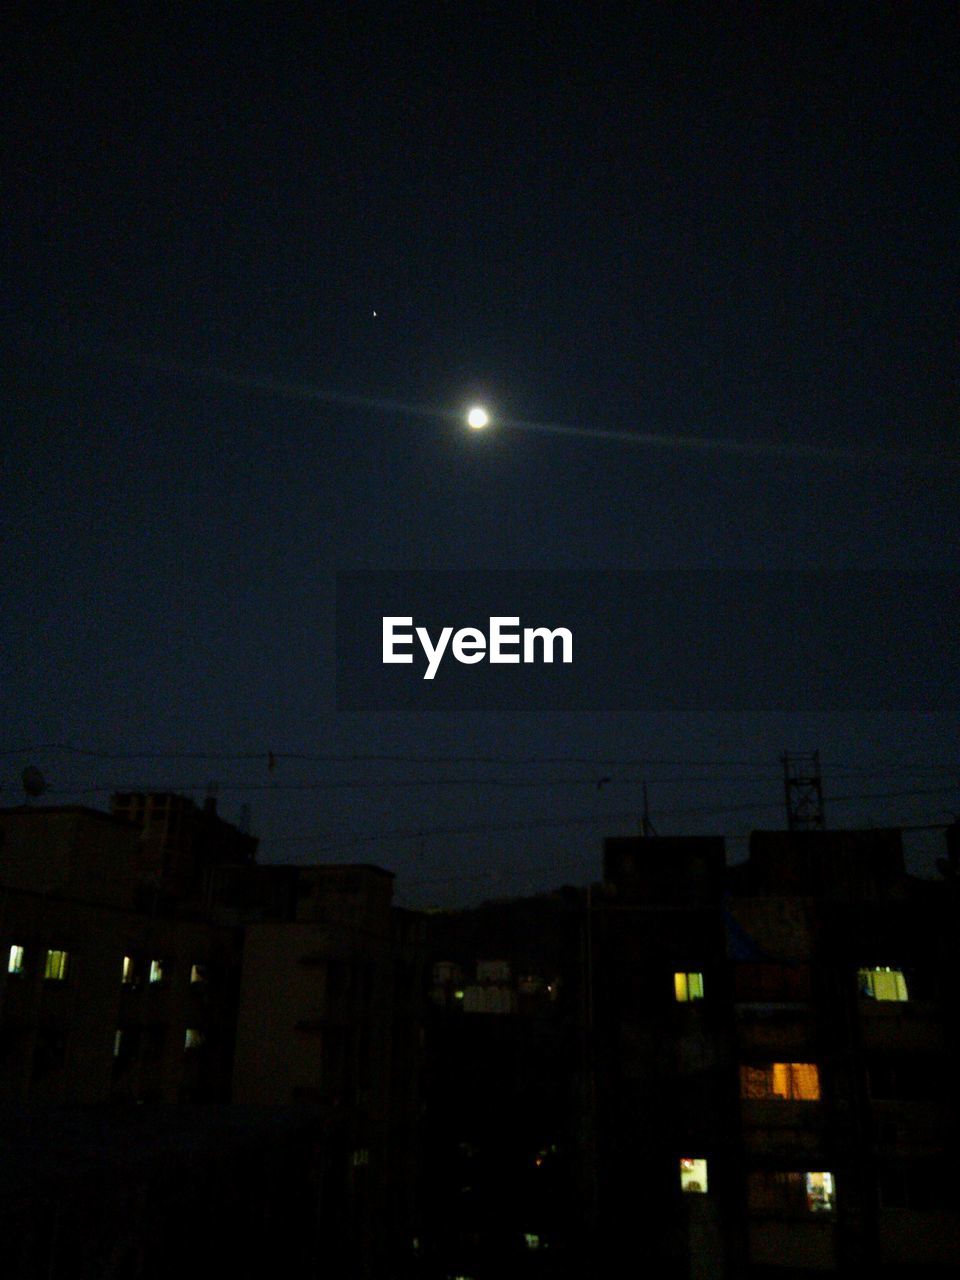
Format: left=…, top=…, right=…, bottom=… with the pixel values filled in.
left=467, top=406, right=490, bottom=429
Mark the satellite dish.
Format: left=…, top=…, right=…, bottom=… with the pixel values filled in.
left=22, top=766, right=47, bottom=798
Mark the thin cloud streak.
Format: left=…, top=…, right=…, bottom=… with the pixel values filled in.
left=106, top=352, right=958, bottom=473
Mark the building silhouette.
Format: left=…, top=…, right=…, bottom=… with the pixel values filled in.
left=416, top=829, right=960, bottom=1277
left=0, top=798, right=423, bottom=1278
left=2, top=798, right=959, bottom=1276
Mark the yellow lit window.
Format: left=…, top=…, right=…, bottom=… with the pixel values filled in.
left=740, top=1062, right=820, bottom=1100
left=184, top=1027, right=205, bottom=1050
left=675, top=972, right=705, bottom=1002
left=190, top=964, right=207, bottom=985
left=8, top=944, right=25, bottom=975
left=680, top=1157, right=708, bottom=1193
left=806, top=1171, right=835, bottom=1212
left=122, top=955, right=135, bottom=984
left=44, top=949, right=69, bottom=981
left=858, top=967, right=908, bottom=1001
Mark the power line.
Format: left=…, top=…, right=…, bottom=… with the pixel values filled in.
left=1, top=742, right=784, bottom=769
left=30, top=778, right=957, bottom=808
left=42, top=777, right=711, bottom=794
left=4, top=742, right=956, bottom=777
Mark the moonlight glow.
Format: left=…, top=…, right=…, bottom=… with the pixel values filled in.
left=467, top=406, right=490, bottom=429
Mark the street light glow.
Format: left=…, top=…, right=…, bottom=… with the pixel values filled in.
left=467, top=406, right=490, bottom=429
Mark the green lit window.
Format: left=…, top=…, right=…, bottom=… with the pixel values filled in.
left=680, top=1157, right=708, bottom=1193
left=8, top=944, right=25, bottom=975
left=674, top=972, right=704, bottom=1002
left=44, top=949, right=69, bottom=981
left=858, top=967, right=908, bottom=1001
left=149, top=959, right=164, bottom=985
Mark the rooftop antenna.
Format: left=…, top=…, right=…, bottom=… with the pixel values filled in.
left=639, top=782, right=657, bottom=837
left=781, top=751, right=825, bottom=830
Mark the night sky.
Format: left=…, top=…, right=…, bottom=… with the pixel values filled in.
left=4, top=4, right=958, bottom=903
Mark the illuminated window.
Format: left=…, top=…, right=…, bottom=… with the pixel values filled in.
left=859, top=967, right=908, bottom=1001
left=806, top=1171, right=835, bottom=1212
left=113, top=1030, right=123, bottom=1058
left=747, top=1170, right=835, bottom=1214
left=148, top=959, right=164, bottom=984
left=190, top=964, right=208, bottom=985
left=524, top=1233, right=541, bottom=1249
left=8, top=945, right=25, bottom=975
left=184, top=1028, right=205, bottom=1050
left=122, top=955, right=135, bottom=984
left=44, top=949, right=69, bottom=981
left=351, top=1148, right=370, bottom=1167
left=680, top=1157, right=708, bottom=1193
left=675, top=972, right=705, bottom=1002
left=740, top=1062, right=820, bottom=1100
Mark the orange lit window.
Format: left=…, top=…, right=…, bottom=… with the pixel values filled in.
left=740, top=1062, right=820, bottom=1100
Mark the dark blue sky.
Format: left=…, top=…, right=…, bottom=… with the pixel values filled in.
left=4, top=3, right=958, bottom=902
